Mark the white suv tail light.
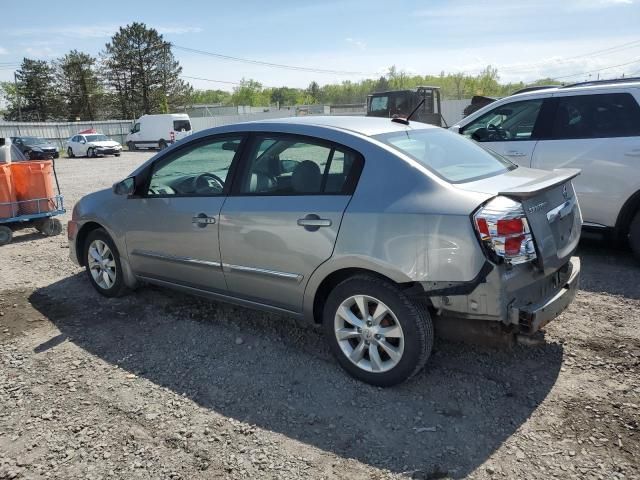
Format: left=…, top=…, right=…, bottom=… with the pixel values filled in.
left=473, top=196, right=537, bottom=265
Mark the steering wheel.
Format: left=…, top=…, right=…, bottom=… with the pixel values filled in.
left=193, top=173, right=225, bottom=194
left=487, top=123, right=509, bottom=140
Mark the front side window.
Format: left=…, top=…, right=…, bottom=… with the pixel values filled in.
left=239, top=135, right=360, bottom=195
left=147, top=136, right=243, bottom=196
left=461, top=99, right=543, bottom=142
left=551, top=93, right=640, bottom=139
left=374, top=128, right=515, bottom=183
left=132, top=123, right=140, bottom=133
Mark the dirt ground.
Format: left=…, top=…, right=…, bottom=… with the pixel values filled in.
left=0, top=152, right=638, bottom=480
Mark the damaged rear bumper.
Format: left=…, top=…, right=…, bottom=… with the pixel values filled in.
left=511, top=257, right=580, bottom=334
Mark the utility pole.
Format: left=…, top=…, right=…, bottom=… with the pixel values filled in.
left=14, top=72, right=22, bottom=122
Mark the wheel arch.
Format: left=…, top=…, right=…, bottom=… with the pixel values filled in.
left=614, top=189, right=640, bottom=244
left=74, top=221, right=104, bottom=266
left=306, top=265, right=422, bottom=325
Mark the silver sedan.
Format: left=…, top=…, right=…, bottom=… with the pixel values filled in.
left=68, top=116, right=581, bottom=386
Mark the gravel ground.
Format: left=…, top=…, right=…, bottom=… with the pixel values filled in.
left=0, top=152, right=638, bottom=479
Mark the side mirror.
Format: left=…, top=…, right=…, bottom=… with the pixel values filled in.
left=471, top=127, right=489, bottom=142
left=80, top=140, right=86, bottom=144
left=113, top=177, right=136, bottom=196
left=449, top=125, right=460, bottom=134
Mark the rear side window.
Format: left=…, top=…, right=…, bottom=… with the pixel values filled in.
left=461, top=99, right=543, bottom=142
left=370, top=96, right=388, bottom=113
left=374, top=128, right=516, bottom=183
left=238, top=135, right=362, bottom=195
left=173, top=119, right=191, bottom=131
left=551, top=93, right=640, bottom=139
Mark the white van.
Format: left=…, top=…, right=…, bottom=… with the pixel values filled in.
left=126, top=114, right=193, bottom=150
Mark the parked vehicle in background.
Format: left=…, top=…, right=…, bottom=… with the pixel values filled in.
left=66, top=131, right=122, bottom=158
left=367, top=87, right=444, bottom=126
left=451, top=78, right=640, bottom=260
left=463, top=95, right=496, bottom=117
left=125, top=113, right=192, bottom=151
left=10, top=136, right=59, bottom=159
left=68, top=116, right=581, bottom=386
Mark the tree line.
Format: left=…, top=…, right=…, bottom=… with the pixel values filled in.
left=1, top=22, right=191, bottom=121
left=0, top=22, right=560, bottom=121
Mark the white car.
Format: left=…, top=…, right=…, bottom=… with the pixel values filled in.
left=66, top=133, right=122, bottom=158
left=451, top=78, right=640, bottom=259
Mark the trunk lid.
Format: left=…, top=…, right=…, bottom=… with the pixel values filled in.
left=459, top=167, right=582, bottom=273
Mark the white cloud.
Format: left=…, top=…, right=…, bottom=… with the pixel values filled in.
left=24, top=46, right=58, bottom=58
left=345, top=37, right=367, bottom=50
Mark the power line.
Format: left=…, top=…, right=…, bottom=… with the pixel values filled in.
left=551, top=57, right=640, bottom=80
left=171, top=43, right=366, bottom=75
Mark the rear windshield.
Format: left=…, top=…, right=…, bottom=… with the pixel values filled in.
left=173, top=120, right=191, bottom=131
left=373, top=128, right=515, bottom=183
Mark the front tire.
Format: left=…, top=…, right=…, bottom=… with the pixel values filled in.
left=67, top=147, right=75, bottom=158
left=323, top=275, right=433, bottom=387
left=84, top=229, right=127, bottom=297
left=629, top=210, right=640, bottom=261
left=159, top=139, right=168, bottom=150
left=127, top=141, right=136, bottom=151
left=87, top=147, right=95, bottom=158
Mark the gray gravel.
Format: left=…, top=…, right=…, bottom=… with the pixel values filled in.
left=0, top=152, right=638, bottom=479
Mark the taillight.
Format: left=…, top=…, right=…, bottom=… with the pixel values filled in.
left=473, top=196, right=537, bottom=265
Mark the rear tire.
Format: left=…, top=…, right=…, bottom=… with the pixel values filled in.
left=629, top=210, right=640, bottom=261
left=0, top=226, right=12, bottom=246
left=159, top=139, right=168, bottom=150
left=67, top=147, right=75, bottom=158
left=323, top=275, right=433, bottom=387
left=35, top=218, right=62, bottom=236
left=84, top=228, right=127, bottom=297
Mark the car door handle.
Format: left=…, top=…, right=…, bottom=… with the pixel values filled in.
left=505, top=150, right=527, bottom=157
left=192, top=213, right=216, bottom=228
left=297, top=214, right=332, bottom=231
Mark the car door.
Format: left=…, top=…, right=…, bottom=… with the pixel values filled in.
left=122, top=134, right=246, bottom=292
left=219, top=133, right=363, bottom=312
left=532, top=91, right=640, bottom=228
left=75, top=135, right=88, bottom=156
left=459, top=96, right=551, bottom=166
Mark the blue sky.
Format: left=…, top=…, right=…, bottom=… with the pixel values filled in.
left=1, top=0, right=639, bottom=90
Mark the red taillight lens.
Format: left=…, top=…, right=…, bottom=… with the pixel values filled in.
left=476, top=218, right=490, bottom=238
left=505, top=235, right=525, bottom=256
left=473, top=196, right=537, bottom=265
left=497, top=218, right=523, bottom=235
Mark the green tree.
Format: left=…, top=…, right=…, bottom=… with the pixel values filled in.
left=55, top=50, right=101, bottom=121
left=102, top=22, right=191, bottom=118
left=231, top=79, right=269, bottom=106
left=13, top=58, right=59, bottom=121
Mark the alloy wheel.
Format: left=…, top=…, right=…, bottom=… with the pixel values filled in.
left=334, top=294, right=405, bottom=373
left=87, top=239, right=117, bottom=290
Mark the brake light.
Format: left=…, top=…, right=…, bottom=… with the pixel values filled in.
left=473, top=196, right=537, bottom=265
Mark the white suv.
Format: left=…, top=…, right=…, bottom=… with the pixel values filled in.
left=451, top=79, right=640, bottom=259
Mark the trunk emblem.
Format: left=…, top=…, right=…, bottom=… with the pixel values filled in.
left=528, top=202, right=548, bottom=214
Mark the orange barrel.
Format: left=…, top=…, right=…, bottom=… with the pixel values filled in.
left=0, top=163, right=18, bottom=218
left=10, top=160, right=56, bottom=215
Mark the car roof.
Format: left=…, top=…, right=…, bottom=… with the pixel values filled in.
left=251, top=115, right=438, bottom=137
left=508, top=79, right=640, bottom=100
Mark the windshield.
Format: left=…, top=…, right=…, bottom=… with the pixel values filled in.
left=85, top=134, right=109, bottom=142
left=373, top=128, right=516, bottom=183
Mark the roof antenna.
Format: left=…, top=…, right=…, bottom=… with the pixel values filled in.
left=391, top=98, right=425, bottom=125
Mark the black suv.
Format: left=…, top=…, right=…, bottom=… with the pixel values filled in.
left=10, top=136, right=59, bottom=159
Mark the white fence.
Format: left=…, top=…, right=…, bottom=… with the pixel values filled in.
left=0, top=99, right=471, bottom=149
